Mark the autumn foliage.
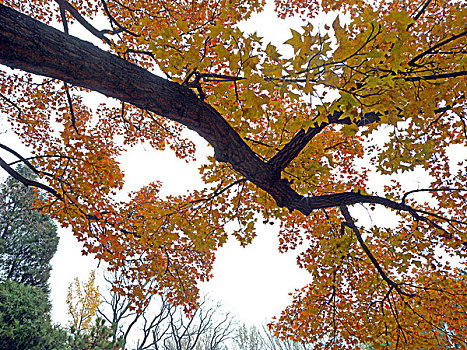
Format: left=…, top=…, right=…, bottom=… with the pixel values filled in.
left=67, top=270, right=101, bottom=334
left=0, top=0, right=466, bottom=348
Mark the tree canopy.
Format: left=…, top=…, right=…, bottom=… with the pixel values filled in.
left=0, top=0, right=466, bottom=348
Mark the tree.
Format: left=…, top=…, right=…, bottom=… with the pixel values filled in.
left=0, top=167, right=117, bottom=350
left=98, top=270, right=235, bottom=349
left=0, top=0, right=466, bottom=348
left=0, top=168, right=66, bottom=349
left=67, top=318, right=123, bottom=350
left=0, top=280, right=68, bottom=349
left=234, top=324, right=314, bottom=350
left=66, top=271, right=123, bottom=350
left=234, top=325, right=264, bottom=350
left=0, top=165, right=59, bottom=289
left=67, top=270, right=102, bottom=334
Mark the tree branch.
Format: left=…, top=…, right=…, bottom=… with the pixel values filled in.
left=63, top=83, right=79, bottom=133
left=0, top=143, right=41, bottom=175
left=0, top=155, right=62, bottom=200
left=267, top=125, right=325, bottom=171
left=100, top=0, right=139, bottom=37
left=268, top=111, right=382, bottom=171
left=340, top=205, right=415, bottom=298
left=404, top=70, right=467, bottom=81
left=0, top=4, right=457, bottom=224
left=407, top=0, right=432, bottom=29
left=402, top=187, right=467, bottom=203
left=408, top=30, right=467, bottom=67
left=54, top=0, right=112, bottom=44
left=0, top=3, right=272, bottom=188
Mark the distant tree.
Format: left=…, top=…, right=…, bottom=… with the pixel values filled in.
left=67, top=317, right=123, bottom=350
left=234, top=325, right=264, bottom=350
left=158, top=298, right=234, bottom=350
left=0, top=165, right=59, bottom=289
left=66, top=270, right=123, bottom=350
left=0, top=280, right=67, bottom=350
left=98, top=270, right=235, bottom=350
left=67, top=270, right=103, bottom=334
left=234, top=324, right=314, bottom=350
left=261, top=326, right=314, bottom=350
left=0, top=166, right=66, bottom=349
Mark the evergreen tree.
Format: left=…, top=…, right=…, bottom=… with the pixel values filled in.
left=0, top=166, right=67, bottom=348
left=0, top=280, right=67, bottom=350
left=0, top=167, right=119, bottom=349
left=0, top=165, right=59, bottom=289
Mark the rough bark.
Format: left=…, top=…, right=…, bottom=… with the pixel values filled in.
left=0, top=4, right=409, bottom=215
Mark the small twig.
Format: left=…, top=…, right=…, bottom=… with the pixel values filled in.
left=64, top=83, right=79, bottom=134
left=0, top=92, right=22, bottom=120
left=100, top=0, right=139, bottom=37
left=402, top=187, right=467, bottom=203
left=244, top=136, right=273, bottom=148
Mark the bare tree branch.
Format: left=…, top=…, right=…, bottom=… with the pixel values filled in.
left=54, top=0, right=112, bottom=44
left=0, top=154, right=62, bottom=201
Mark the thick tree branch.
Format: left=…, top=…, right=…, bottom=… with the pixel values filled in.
left=0, top=4, right=278, bottom=194
left=0, top=4, right=451, bottom=222
left=268, top=126, right=325, bottom=171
